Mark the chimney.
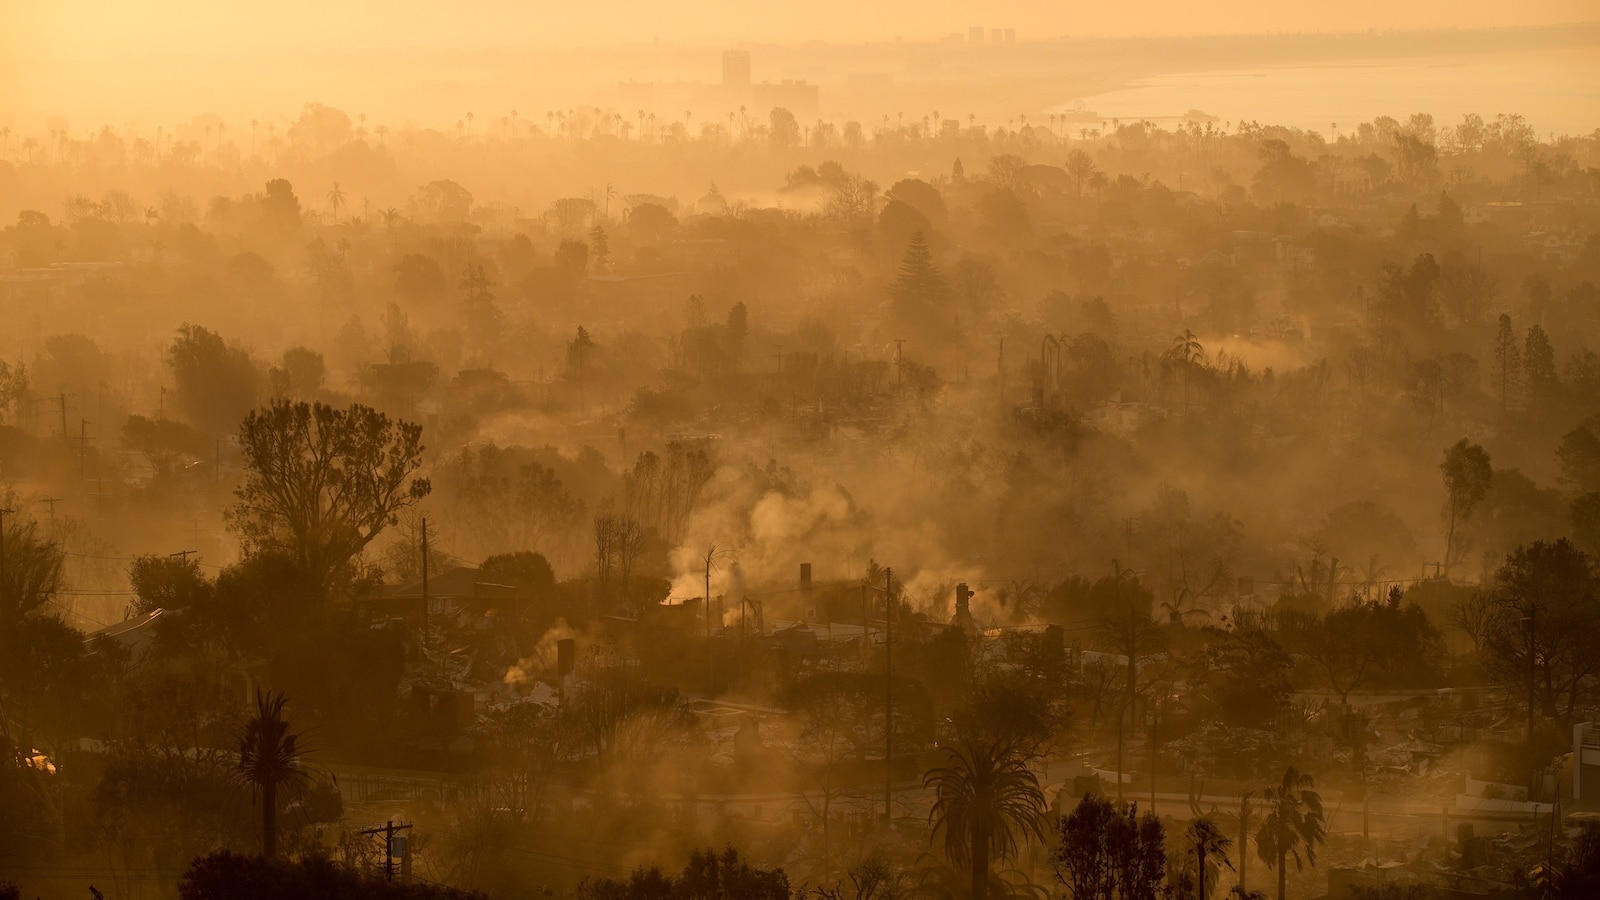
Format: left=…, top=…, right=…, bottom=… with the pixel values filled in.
left=800, top=562, right=813, bottom=591
left=953, top=583, right=976, bottom=634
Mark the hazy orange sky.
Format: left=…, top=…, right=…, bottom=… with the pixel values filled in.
left=8, top=0, right=1597, bottom=54
left=3, top=0, right=1596, bottom=130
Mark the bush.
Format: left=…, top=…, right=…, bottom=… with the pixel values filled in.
left=179, top=851, right=485, bottom=900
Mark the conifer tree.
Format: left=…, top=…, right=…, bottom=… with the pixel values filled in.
left=1524, top=324, right=1558, bottom=410
left=1492, top=313, right=1522, bottom=418
left=889, top=231, right=950, bottom=308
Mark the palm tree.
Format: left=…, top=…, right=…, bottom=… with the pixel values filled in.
left=1173, top=329, right=1203, bottom=365
left=326, top=183, right=346, bottom=222
left=237, top=689, right=309, bottom=857
left=1236, top=790, right=1254, bottom=891
left=1089, top=170, right=1110, bottom=200
left=1161, top=587, right=1211, bottom=626
left=925, top=727, right=1046, bottom=900
left=1188, top=817, right=1235, bottom=900
left=1256, top=767, right=1325, bottom=900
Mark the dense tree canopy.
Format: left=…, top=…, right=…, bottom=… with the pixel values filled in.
left=230, top=400, right=430, bottom=598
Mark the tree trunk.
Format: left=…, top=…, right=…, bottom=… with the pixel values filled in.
left=1277, top=848, right=1287, bottom=900
left=971, top=823, right=990, bottom=900
left=1197, top=846, right=1206, bottom=900
left=263, top=778, right=277, bottom=857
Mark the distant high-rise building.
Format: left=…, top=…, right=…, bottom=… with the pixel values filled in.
left=753, top=79, right=819, bottom=119
left=722, top=50, right=751, bottom=91
left=991, top=28, right=1003, bottom=43
left=1005, top=28, right=1016, bottom=43
left=968, top=26, right=984, bottom=44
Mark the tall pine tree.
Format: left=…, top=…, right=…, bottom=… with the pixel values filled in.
left=1492, top=313, right=1522, bottom=418
left=1524, top=323, right=1558, bottom=411
left=890, top=231, right=948, bottom=304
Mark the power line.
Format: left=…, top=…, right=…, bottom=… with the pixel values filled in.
left=63, top=549, right=224, bottom=570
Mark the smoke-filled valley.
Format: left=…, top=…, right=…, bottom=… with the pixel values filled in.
left=3, top=15, right=1600, bottom=900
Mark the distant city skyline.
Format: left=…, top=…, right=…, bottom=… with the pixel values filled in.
left=8, top=0, right=1596, bottom=60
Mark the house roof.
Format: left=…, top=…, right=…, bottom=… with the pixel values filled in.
left=84, top=608, right=165, bottom=655
left=385, top=566, right=483, bottom=600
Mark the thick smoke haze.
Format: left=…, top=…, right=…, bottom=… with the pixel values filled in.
left=2, top=3, right=1600, bottom=900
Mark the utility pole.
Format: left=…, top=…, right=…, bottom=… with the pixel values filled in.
left=170, top=549, right=197, bottom=562
left=79, top=418, right=92, bottom=484
left=883, top=566, right=893, bottom=824
left=861, top=582, right=870, bottom=647
left=421, top=517, right=430, bottom=649
left=58, top=393, right=68, bottom=446
left=359, top=819, right=412, bottom=881
left=1527, top=606, right=1538, bottom=745
left=893, top=339, right=905, bottom=387
left=1527, top=605, right=1541, bottom=793
left=1150, top=692, right=1159, bottom=811
left=997, top=338, right=1005, bottom=405
left=39, top=497, right=62, bottom=539
left=0, top=506, right=11, bottom=609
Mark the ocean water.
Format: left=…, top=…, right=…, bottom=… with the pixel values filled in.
left=1065, top=50, right=1600, bottom=137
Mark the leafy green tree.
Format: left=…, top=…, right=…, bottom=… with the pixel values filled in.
left=1251, top=140, right=1315, bottom=202
left=270, top=347, right=326, bottom=399
left=1192, top=628, right=1292, bottom=727
left=129, top=553, right=212, bottom=615
left=769, top=107, right=801, bottom=147
left=1440, top=439, right=1492, bottom=574
left=260, top=178, right=301, bottom=232
left=230, top=400, right=430, bottom=600
left=122, top=414, right=207, bottom=476
left=478, top=551, right=557, bottom=623
left=0, top=611, right=97, bottom=856
left=575, top=847, right=788, bottom=900
left=1379, top=254, right=1441, bottom=330
left=1056, top=793, right=1116, bottom=899
left=1109, top=803, right=1167, bottom=900
left=885, top=178, right=947, bottom=225
left=414, top=179, right=474, bottom=222
left=1255, top=767, right=1325, bottom=900
left=1558, top=421, right=1600, bottom=493
left=0, top=509, right=64, bottom=619
left=1298, top=600, right=1443, bottom=705
left=458, top=262, right=501, bottom=352
left=627, top=202, right=677, bottom=242
left=394, top=253, right=448, bottom=305
left=1465, top=540, right=1600, bottom=734
left=1054, top=794, right=1166, bottom=900
left=167, top=324, right=261, bottom=439
left=1064, top=149, right=1098, bottom=198
left=237, top=690, right=308, bottom=858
